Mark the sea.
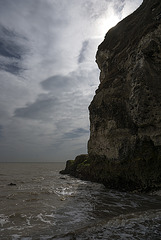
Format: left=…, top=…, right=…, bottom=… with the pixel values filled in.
left=0, top=162, right=161, bottom=240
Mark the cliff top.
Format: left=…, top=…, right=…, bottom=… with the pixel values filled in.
left=98, top=0, right=161, bottom=56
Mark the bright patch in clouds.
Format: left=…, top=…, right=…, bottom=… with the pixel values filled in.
left=97, top=13, right=120, bottom=37
left=0, top=0, right=143, bottom=162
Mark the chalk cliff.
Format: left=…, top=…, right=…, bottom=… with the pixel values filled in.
left=61, top=0, right=161, bottom=192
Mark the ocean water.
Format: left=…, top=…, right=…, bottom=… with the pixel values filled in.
left=0, top=162, right=161, bottom=240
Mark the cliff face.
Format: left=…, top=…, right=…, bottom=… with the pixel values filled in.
left=88, top=0, right=161, bottom=160
left=61, top=0, right=161, bottom=191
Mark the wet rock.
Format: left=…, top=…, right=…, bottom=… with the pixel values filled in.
left=59, top=177, right=66, bottom=180
left=8, top=183, right=16, bottom=186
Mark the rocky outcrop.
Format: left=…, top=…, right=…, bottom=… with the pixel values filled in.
left=61, top=0, right=161, bottom=192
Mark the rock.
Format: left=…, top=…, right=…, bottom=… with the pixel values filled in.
left=61, top=0, right=161, bottom=192
left=60, top=197, right=66, bottom=201
left=59, top=177, right=66, bottom=180
left=8, top=183, right=16, bottom=186
left=60, top=154, right=90, bottom=179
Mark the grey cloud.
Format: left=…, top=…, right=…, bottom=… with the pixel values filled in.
left=0, top=25, right=26, bottom=59
left=14, top=69, right=93, bottom=122
left=41, top=75, right=75, bottom=92
left=48, top=128, right=89, bottom=151
left=78, top=40, right=89, bottom=64
left=113, top=0, right=125, bottom=15
left=41, top=68, right=98, bottom=95
left=63, top=128, right=89, bottom=139
left=0, top=125, right=3, bottom=139
left=0, top=61, right=24, bottom=75
left=0, top=25, right=28, bottom=75
left=83, top=1, right=104, bottom=20
left=14, top=95, right=58, bottom=120
left=0, top=0, right=143, bottom=162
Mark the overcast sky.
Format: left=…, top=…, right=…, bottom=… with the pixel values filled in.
left=0, top=0, right=142, bottom=162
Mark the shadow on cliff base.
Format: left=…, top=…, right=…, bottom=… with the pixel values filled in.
left=60, top=138, right=161, bottom=192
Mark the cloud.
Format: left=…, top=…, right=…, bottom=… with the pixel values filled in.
left=113, top=0, right=126, bottom=16
left=14, top=67, right=97, bottom=124
left=0, top=0, right=143, bottom=162
left=0, top=25, right=28, bottom=75
left=78, top=40, right=89, bottom=64
left=121, top=0, right=143, bottom=18
left=63, top=128, right=89, bottom=139
left=41, top=69, right=99, bottom=98
left=41, top=75, right=74, bottom=92
left=0, top=125, right=3, bottom=139
left=14, top=95, right=58, bottom=121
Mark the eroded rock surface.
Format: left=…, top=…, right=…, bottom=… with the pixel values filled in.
left=61, top=0, right=161, bottom=191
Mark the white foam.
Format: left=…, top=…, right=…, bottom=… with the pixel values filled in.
left=54, top=186, right=75, bottom=197
left=12, top=236, right=32, bottom=240
left=36, top=213, right=53, bottom=225
left=40, top=236, right=53, bottom=240
left=0, top=214, right=9, bottom=227
left=11, top=234, right=21, bottom=240
left=21, top=238, right=32, bottom=240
